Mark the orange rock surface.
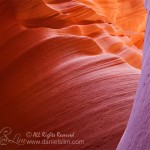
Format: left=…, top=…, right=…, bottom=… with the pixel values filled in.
left=0, top=0, right=146, bottom=149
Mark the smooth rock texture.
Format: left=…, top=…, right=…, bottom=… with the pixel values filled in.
left=0, top=0, right=146, bottom=149
left=145, top=0, right=150, bottom=10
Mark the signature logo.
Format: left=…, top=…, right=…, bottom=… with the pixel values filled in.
left=0, top=127, right=25, bottom=145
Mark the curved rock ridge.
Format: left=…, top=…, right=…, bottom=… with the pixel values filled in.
left=0, top=0, right=146, bottom=149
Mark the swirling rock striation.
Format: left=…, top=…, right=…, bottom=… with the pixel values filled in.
left=0, top=0, right=146, bottom=149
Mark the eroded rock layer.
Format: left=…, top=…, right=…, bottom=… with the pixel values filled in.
left=0, top=0, right=146, bottom=149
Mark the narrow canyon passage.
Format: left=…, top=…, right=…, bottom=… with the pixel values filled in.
left=0, top=0, right=147, bottom=149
